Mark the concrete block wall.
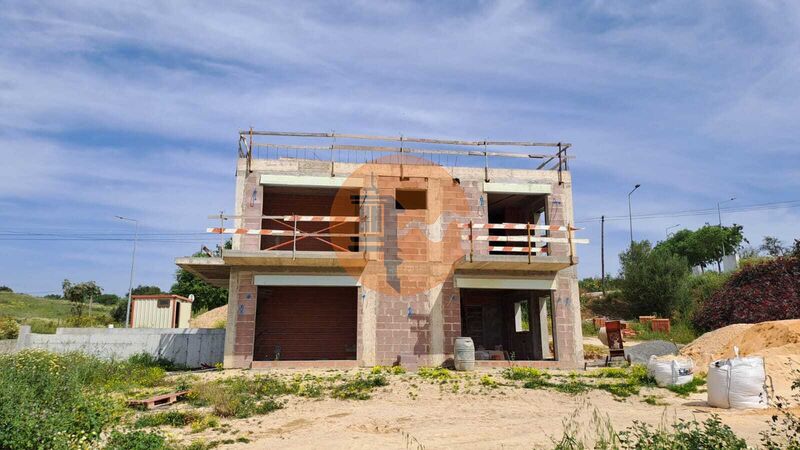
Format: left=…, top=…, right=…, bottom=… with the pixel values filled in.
left=13, top=326, right=224, bottom=368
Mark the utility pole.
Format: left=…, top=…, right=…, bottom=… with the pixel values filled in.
left=628, top=184, right=641, bottom=247
left=601, top=215, right=605, bottom=295
left=717, top=197, right=736, bottom=272
left=115, top=216, right=139, bottom=328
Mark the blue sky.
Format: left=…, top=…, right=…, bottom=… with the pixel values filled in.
left=1, top=1, right=799, bottom=296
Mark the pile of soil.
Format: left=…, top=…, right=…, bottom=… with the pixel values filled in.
left=189, top=305, right=227, bottom=328
left=680, top=319, right=800, bottom=397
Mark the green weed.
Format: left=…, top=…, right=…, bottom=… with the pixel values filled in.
left=417, top=367, right=453, bottom=381
left=330, top=374, right=388, bottom=400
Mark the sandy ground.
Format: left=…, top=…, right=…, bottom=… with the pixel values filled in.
left=169, top=368, right=784, bottom=450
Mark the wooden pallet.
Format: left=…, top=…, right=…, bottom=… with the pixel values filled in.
left=128, top=390, right=189, bottom=410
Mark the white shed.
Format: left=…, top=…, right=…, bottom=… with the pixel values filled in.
left=129, top=294, right=193, bottom=328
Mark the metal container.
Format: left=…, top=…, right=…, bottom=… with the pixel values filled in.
left=454, top=337, right=475, bottom=371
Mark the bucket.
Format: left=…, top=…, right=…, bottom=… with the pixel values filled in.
left=454, top=337, right=475, bottom=371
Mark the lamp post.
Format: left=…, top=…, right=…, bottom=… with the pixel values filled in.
left=717, top=197, right=736, bottom=271
left=115, top=216, right=138, bottom=328
left=666, top=223, right=680, bottom=238
left=628, top=184, right=641, bottom=246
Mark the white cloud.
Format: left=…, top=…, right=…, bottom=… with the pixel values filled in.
left=0, top=1, right=798, bottom=291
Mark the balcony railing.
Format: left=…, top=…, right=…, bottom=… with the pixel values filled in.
left=460, top=222, right=588, bottom=264
left=208, top=214, right=361, bottom=257
left=209, top=218, right=588, bottom=265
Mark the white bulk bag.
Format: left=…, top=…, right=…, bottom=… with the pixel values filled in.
left=647, top=356, right=694, bottom=387
left=707, top=347, right=768, bottom=409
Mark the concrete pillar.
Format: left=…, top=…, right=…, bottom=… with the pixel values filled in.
left=427, top=283, right=444, bottom=365
left=360, top=287, right=377, bottom=366
left=222, top=269, right=239, bottom=368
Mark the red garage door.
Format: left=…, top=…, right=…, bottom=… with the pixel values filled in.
left=254, top=286, right=357, bottom=361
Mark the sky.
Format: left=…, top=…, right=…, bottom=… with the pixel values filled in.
left=1, top=1, right=799, bottom=296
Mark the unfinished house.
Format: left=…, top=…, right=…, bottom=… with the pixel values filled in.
left=177, top=130, right=587, bottom=369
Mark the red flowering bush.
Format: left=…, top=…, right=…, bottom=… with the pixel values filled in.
left=693, top=257, right=800, bottom=331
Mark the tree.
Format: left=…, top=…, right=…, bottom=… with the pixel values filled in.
left=655, top=224, right=746, bottom=271
left=760, top=236, right=788, bottom=257
left=131, top=285, right=163, bottom=296
left=791, top=239, right=800, bottom=258
left=62, top=279, right=102, bottom=317
left=619, top=240, right=691, bottom=318
left=95, top=293, right=122, bottom=306
left=170, top=241, right=231, bottom=312
left=0, top=286, right=12, bottom=293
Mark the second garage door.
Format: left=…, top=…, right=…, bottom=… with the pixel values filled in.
left=254, top=286, right=357, bottom=361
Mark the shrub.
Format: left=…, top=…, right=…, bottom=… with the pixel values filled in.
left=64, top=314, right=114, bottom=328
left=0, top=350, right=123, bottom=449
left=684, top=271, right=730, bottom=320
left=693, top=256, right=800, bottom=331
left=0, top=316, right=18, bottom=339
left=24, top=318, right=58, bottom=334
left=0, top=286, right=12, bottom=292
left=584, top=290, right=631, bottom=319
left=619, top=241, right=691, bottom=318
left=105, top=430, right=170, bottom=450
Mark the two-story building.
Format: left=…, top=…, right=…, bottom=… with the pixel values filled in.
left=177, top=130, right=586, bottom=369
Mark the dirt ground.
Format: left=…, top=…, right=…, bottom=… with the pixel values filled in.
left=166, top=367, right=785, bottom=450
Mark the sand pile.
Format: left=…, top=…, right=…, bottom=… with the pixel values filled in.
left=189, top=305, right=227, bottom=328
left=680, top=320, right=800, bottom=397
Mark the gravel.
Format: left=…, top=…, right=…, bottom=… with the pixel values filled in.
left=625, top=340, right=679, bottom=364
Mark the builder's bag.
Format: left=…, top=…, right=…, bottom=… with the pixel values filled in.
left=647, top=355, right=694, bottom=387
left=707, top=347, right=768, bottom=409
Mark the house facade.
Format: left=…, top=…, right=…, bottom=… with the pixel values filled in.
left=177, top=131, right=586, bottom=369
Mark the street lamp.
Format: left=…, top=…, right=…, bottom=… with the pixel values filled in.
left=717, top=197, right=736, bottom=271
left=115, top=216, right=139, bottom=328
left=628, top=184, right=641, bottom=246
left=717, top=197, right=736, bottom=226
left=666, top=223, right=680, bottom=238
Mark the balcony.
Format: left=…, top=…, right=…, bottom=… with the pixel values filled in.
left=456, top=221, right=587, bottom=272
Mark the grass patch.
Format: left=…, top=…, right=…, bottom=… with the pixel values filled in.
left=371, top=365, right=406, bottom=375
left=188, top=376, right=287, bottom=418
left=504, top=365, right=656, bottom=400
left=0, top=292, right=112, bottom=321
left=330, top=374, right=388, bottom=400
left=629, top=320, right=698, bottom=344
left=665, top=376, right=706, bottom=397
left=135, top=410, right=199, bottom=428
left=105, top=429, right=170, bottom=450
left=417, top=367, right=454, bottom=382
left=480, top=375, right=498, bottom=388
left=502, top=367, right=550, bottom=381
left=0, top=349, right=172, bottom=449
left=642, top=394, right=668, bottom=406
left=583, top=343, right=608, bottom=359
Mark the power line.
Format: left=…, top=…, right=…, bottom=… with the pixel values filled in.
left=576, top=199, right=800, bottom=224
